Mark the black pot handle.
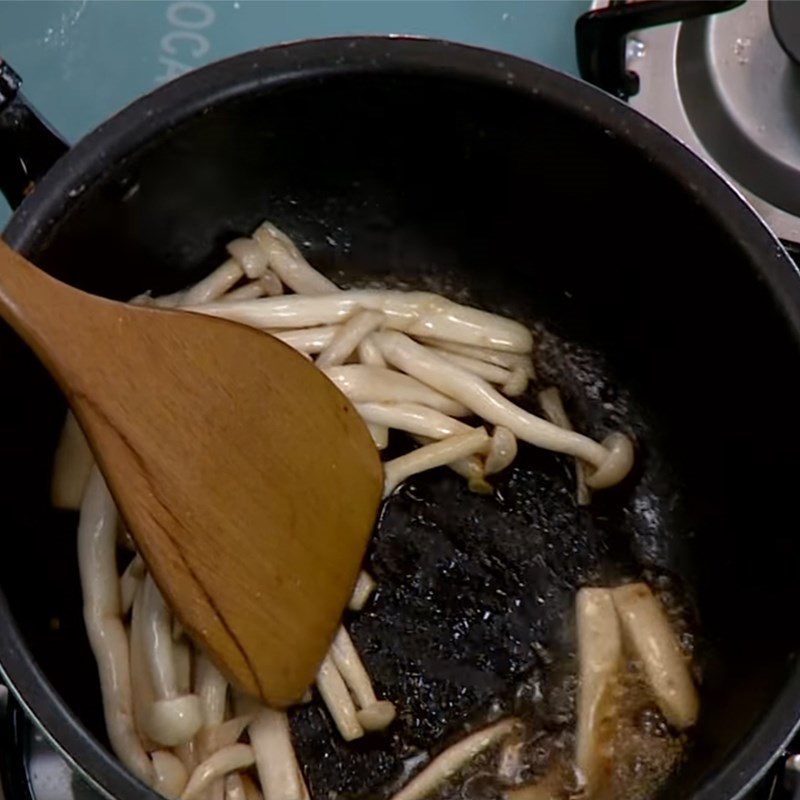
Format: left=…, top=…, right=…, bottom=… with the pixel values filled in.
left=0, top=60, right=69, bottom=210
left=575, top=0, right=746, bottom=100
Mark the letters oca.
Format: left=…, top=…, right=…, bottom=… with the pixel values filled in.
left=156, top=1, right=215, bottom=85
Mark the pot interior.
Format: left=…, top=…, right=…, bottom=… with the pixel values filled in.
left=2, top=43, right=800, bottom=799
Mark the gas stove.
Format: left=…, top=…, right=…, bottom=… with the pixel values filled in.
left=580, top=0, right=800, bottom=249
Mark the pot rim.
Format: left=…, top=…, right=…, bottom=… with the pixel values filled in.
left=3, top=35, right=800, bottom=800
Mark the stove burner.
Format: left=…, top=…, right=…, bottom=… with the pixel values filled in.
left=770, top=0, right=800, bottom=66
left=582, top=0, right=800, bottom=245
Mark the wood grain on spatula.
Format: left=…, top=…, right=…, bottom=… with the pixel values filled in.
left=0, top=239, right=383, bottom=707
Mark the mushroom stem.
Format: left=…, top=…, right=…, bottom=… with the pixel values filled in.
left=248, top=708, right=309, bottom=800
left=119, top=554, right=145, bottom=617
left=227, top=238, right=269, bottom=280
left=349, top=571, right=376, bottom=611
left=611, top=583, right=698, bottom=730
left=181, top=744, right=255, bottom=800
left=190, top=290, right=532, bottom=352
left=195, top=654, right=228, bottom=732
left=270, top=326, right=338, bottom=354
left=388, top=719, right=520, bottom=800
left=575, top=588, right=622, bottom=795
left=323, top=365, right=468, bottom=416
left=356, top=402, right=471, bottom=440
left=375, top=332, right=630, bottom=485
left=316, top=310, right=385, bottom=367
left=252, top=223, right=339, bottom=295
left=140, top=575, right=180, bottom=699
left=140, top=575, right=202, bottom=746
left=417, top=339, right=536, bottom=375
left=225, top=774, right=247, bottom=800
left=537, top=388, right=590, bottom=506
left=152, top=750, right=189, bottom=799
left=183, top=259, right=243, bottom=305
left=357, top=334, right=387, bottom=367
left=315, top=653, right=365, bottom=741
left=51, top=411, right=94, bottom=510
left=429, top=348, right=515, bottom=386
left=366, top=423, right=389, bottom=450
left=197, top=714, right=254, bottom=757
left=484, top=426, right=517, bottom=476
left=330, top=627, right=396, bottom=731
left=78, top=468, right=153, bottom=783
left=383, top=428, right=491, bottom=496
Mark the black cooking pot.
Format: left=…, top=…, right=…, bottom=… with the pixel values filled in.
left=1, top=36, right=800, bottom=800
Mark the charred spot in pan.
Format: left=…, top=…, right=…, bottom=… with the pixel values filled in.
left=288, top=332, right=696, bottom=800
left=287, top=461, right=594, bottom=795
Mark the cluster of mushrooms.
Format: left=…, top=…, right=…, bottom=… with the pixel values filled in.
left=51, top=222, right=695, bottom=800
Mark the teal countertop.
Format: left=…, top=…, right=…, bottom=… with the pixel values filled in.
left=0, top=0, right=586, bottom=222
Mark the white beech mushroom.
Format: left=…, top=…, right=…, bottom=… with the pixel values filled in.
left=611, top=583, right=699, bottom=730
left=51, top=411, right=93, bottom=510
left=152, top=750, right=189, bottom=799
left=538, top=387, right=590, bottom=506
left=174, top=739, right=199, bottom=775
left=190, top=290, right=532, bottom=352
left=575, top=588, right=622, bottom=795
left=195, top=654, right=228, bottom=735
left=78, top=468, right=153, bottom=782
left=357, top=333, right=387, bottom=367
left=226, top=238, right=270, bottom=280
left=315, top=653, right=365, bottom=741
left=349, top=571, right=377, bottom=611
left=484, top=426, right=518, bottom=476
left=322, top=365, right=468, bottom=416
left=197, top=715, right=254, bottom=757
left=501, top=367, right=529, bottom=398
left=218, top=281, right=267, bottom=303
left=225, top=774, right=247, bottom=800
left=388, top=719, right=520, bottom=800
left=181, top=744, right=255, bottom=800
left=375, top=331, right=633, bottom=488
left=256, top=270, right=284, bottom=297
left=248, top=708, right=310, bottom=800
left=252, top=223, right=339, bottom=295
left=411, top=434, right=494, bottom=494
left=429, top=348, right=517, bottom=388
left=355, top=402, right=471, bottom=440
left=315, top=310, right=385, bottom=367
left=383, top=428, right=492, bottom=496
left=130, top=582, right=159, bottom=753
left=182, top=260, right=244, bottom=306
left=330, top=626, right=396, bottom=731
left=419, top=338, right=536, bottom=376
left=119, top=554, right=145, bottom=617
left=270, top=326, right=338, bottom=354
left=140, top=575, right=203, bottom=747
left=447, top=454, right=493, bottom=494
left=367, top=423, right=389, bottom=449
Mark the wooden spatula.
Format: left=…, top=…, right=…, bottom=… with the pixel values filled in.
left=0, top=239, right=383, bottom=707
